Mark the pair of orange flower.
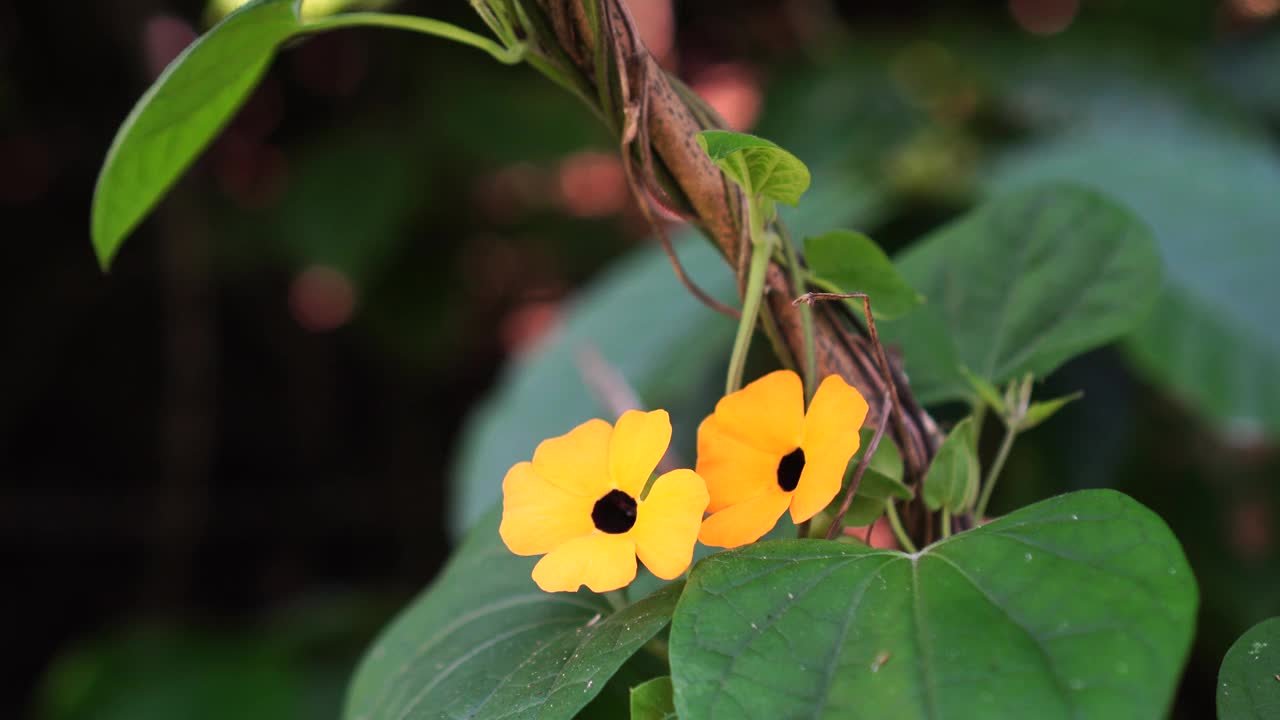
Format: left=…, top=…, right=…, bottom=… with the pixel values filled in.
left=499, top=370, right=869, bottom=593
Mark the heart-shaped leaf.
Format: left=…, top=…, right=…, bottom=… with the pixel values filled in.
left=992, top=123, right=1280, bottom=439
left=884, top=182, right=1162, bottom=405
left=805, top=230, right=923, bottom=320
left=697, top=130, right=812, bottom=207
left=922, top=417, right=979, bottom=513
left=1217, top=616, right=1280, bottom=719
left=630, top=676, right=677, bottom=720
left=670, top=489, right=1197, bottom=719
left=344, top=508, right=681, bottom=720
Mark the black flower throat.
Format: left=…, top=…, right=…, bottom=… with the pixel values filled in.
left=776, top=448, right=805, bottom=492
left=592, top=489, right=638, bottom=534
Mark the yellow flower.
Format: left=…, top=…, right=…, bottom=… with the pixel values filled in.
left=499, top=409, right=710, bottom=593
left=697, top=370, right=869, bottom=548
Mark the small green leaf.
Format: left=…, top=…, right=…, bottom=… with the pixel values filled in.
left=630, top=677, right=676, bottom=720
left=1217, top=616, right=1280, bottom=719
left=696, top=130, right=811, bottom=207
left=805, top=230, right=924, bottom=320
left=923, top=418, right=979, bottom=513
left=842, top=470, right=915, bottom=527
left=960, top=365, right=1008, bottom=415
left=884, top=182, right=1163, bottom=405
left=344, top=507, right=682, bottom=720
left=856, top=427, right=903, bottom=482
left=92, top=0, right=304, bottom=268
left=670, top=489, right=1198, bottom=719
left=1018, top=391, right=1084, bottom=432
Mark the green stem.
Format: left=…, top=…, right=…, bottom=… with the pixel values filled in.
left=779, top=225, right=816, bottom=400
left=725, top=199, right=771, bottom=394
left=974, top=421, right=1017, bottom=520
left=940, top=508, right=952, bottom=539
left=303, top=12, right=526, bottom=64
left=884, top=501, right=917, bottom=553
left=603, top=589, right=629, bottom=611
left=970, top=402, right=986, bottom=453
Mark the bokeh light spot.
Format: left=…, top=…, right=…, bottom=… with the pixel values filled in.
left=289, top=265, right=356, bottom=332
left=1009, top=0, right=1080, bottom=35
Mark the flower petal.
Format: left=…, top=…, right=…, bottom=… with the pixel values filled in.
left=697, top=488, right=792, bottom=549
left=499, top=462, right=596, bottom=556
left=713, top=370, right=805, bottom=455
left=791, top=376, right=867, bottom=524
left=696, top=415, right=779, bottom=513
left=631, top=469, right=709, bottom=580
left=530, top=532, right=637, bottom=593
left=609, top=409, right=671, bottom=498
left=789, top=447, right=849, bottom=524
left=800, top=374, right=868, bottom=459
left=532, top=418, right=614, bottom=497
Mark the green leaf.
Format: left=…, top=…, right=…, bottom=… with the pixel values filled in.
left=670, top=489, right=1197, bottom=719
left=696, top=130, right=811, bottom=207
left=804, top=230, right=923, bottom=320
left=92, top=4, right=521, bottom=269
left=886, top=182, right=1162, bottom=405
left=344, top=508, right=682, bottom=720
left=1217, top=616, right=1280, bottom=719
left=855, top=427, right=903, bottom=482
left=1019, top=391, right=1084, bottom=432
left=92, top=0, right=303, bottom=268
left=834, top=431, right=911, bottom=527
left=991, top=123, right=1280, bottom=440
left=842, top=470, right=915, bottom=527
left=630, top=677, right=676, bottom=720
left=961, top=366, right=1008, bottom=415
left=450, top=237, right=736, bottom=537
left=922, top=418, right=979, bottom=513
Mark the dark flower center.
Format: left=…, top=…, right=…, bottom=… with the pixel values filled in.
left=592, top=489, right=638, bottom=534
left=776, top=448, right=806, bottom=492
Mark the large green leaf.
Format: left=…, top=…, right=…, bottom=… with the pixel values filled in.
left=450, top=237, right=736, bottom=537
left=669, top=489, right=1197, bottom=719
left=1217, top=616, right=1280, bottom=719
left=991, top=124, right=1280, bottom=439
left=345, top=508, right=681, bottom=720
left=885, top=182, right=1162, bottom=405
left=92, top=0, right=303, bottom=267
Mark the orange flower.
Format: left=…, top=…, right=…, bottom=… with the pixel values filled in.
left=697, top=370, right=869, bottom=548
left=499, top=409, right=710, bottom=593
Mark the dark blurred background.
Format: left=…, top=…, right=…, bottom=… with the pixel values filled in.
left=2, top=1, right=1278, bottom=718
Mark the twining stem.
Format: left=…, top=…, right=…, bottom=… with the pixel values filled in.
left=302, top=13, right=526, bottom=64
left=884, top=500, right=917, bottom=553
left=974, top=421, right=1017, bottom=520
left=725, top=198, right=771, bottom=394
left=940, top=508, right=952, bottom=539
left=778, top=225, right=816, bottom=400
left=826, top=395, right=892, bottom=540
